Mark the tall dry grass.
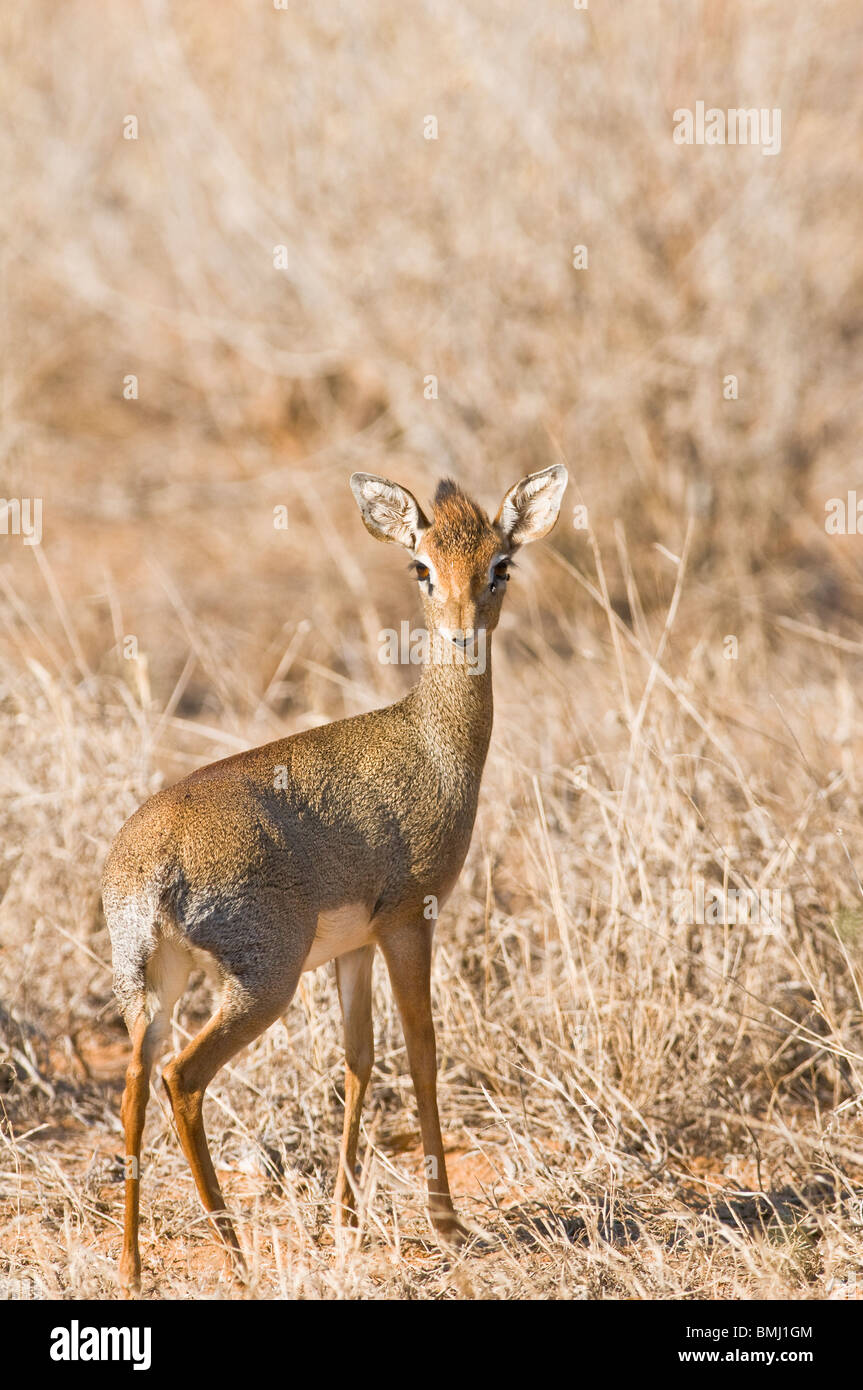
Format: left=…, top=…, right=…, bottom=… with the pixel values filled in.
left=2, top=0, right=863, bottom=1299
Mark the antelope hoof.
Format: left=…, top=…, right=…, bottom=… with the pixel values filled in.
left=118, top=1257, right=141, bottom=1297
left=431, top=1211, right=469, bottom=1246
left=335, top=1201, right=360, bottom=1229
left=225, top=1244, right=248, bottom=1281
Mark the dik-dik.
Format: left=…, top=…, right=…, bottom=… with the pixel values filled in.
left=103, top=465, right=567, bottom=1291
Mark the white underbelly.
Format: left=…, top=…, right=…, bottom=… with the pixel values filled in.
left=302, top=903, right=373, bottom=973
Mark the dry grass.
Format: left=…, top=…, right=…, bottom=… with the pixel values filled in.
left=2, top=0, right=863, bottom=1300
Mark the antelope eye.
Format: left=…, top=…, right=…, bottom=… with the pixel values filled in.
left=414, top=562, right=431, bottom=583
left=490, top=563, right=510, bottom=591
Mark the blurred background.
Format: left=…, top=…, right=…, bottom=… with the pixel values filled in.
left=4, top=0, right=863, bottom=689
left=3, top=0, right=863, bottom=1299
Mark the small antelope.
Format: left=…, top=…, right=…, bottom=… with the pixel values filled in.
left=103, top=465, right=567, bottom=1291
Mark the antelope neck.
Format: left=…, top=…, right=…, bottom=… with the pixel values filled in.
left=408, top=636, right=494, bottom=778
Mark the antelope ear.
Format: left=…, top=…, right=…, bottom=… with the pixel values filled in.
left=495, top=465, right=568, bottom=547
left=350, top=473, right=430, bottom=551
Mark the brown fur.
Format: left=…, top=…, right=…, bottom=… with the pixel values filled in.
left=431, top=478, right=492, bottom=550
left=103, top=464, right=566, bottom=1291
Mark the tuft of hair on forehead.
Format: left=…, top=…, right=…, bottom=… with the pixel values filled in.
left=430, top=478, right=493, bottom=551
